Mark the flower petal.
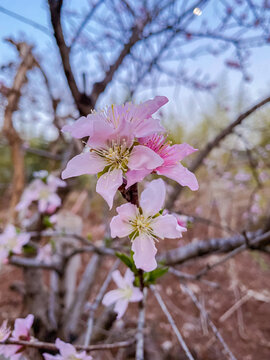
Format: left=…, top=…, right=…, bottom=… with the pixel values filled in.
left=124, top=268, right=135, bottom=284
left=62, top=115, right=94, bottom=138
left=56, top=338, right=75, bottom=357
left=133, top=118, right=165, bottom=138
left=62, top=153, right=106, bottom=179
left=102, top=289, right=123, bottom=307
left=152, top=214, right=184, bottom=239
left=140, top=179, right=166, bottom=217
left=110, top=215, right=133, bottom=238
left=128, top=145, right=163, bottom=171
left=125, top=169, right=152, bottom=189
left=96, top=169, right=123, bottom=209
left=157, top=163, right=199, bottom=191
left=116, top=203, right=138, bottom=221
left=172, top=143, right=198, bottom=161
left=112, top=270, right=126, bottom=288
left=131, top=234, right=157, bottom=272
left=130, top=287, right=143, bottom=302
left=114, top=298, right=129, bottom=319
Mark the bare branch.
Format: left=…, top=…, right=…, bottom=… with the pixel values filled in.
left=3, top=338, right=135, bottom=352
left=151, top=285, right=195, bottom=360
left=158, top=230, right=270, bottom=266
left=84, top=259, right=120, bottom=346
left=180, top=283, right=238, bottom=360
left=136, top=288, right=147, bottom=360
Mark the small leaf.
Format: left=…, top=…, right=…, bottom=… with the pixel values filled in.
left=43, top=216, right=53, bottom=228
left=143, top=266, right=169, bottom=285
left=115, top=252, right=134, bottom=270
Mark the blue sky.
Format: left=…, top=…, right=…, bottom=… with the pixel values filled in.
left=1, top=0, right=270, bottom=134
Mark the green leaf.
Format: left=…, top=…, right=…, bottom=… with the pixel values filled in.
left=22, top=244, right=37, bottom=255
left=43, top=216, right=53, bottom=229
left=115, top=252, right=134, bottom=270
left=143, top=266, right=169, bottom=285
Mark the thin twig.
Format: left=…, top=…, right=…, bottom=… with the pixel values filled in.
left=84, top=259, right=120, bottom=346
left=169, top=267, right=220, bottom=288
left=151, top=285, right=195, bottom=360
left=180, top=283, right=238, bottom=360
left=136, top=288, right=147, bottom=360
left=3, top=338, right=135, bottom=352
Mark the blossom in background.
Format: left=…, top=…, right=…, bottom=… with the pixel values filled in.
left=16, top=174, right=66, bottom=214
left=0, top=314, right=34, bottom=360
left=43, top=338, right=93, bottom=360
left=126, top=134, right=199, bottom=190
left=102, top=269, right=143, bottom=319
left=110, top=179, right=186, bottom=271
left=0, top=320, right=10, bottom=342
left=61, top=97, right=168, bottom=208
left=0, top=224, right=30, bottom=263
left=36, top=243, right=53, bottom=264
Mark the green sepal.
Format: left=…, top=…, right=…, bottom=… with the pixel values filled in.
left=143, top=266, right=169, bottom=285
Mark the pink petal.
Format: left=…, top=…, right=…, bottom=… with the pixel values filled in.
left=87, top=118, right=114, bottom=148
left=62, top=153, right=105, bottom=179
left=125, top=169, right=152, bottom=189
left=110, top=215, right=133, bottom=238
left=38, top=198, right=48, bottom=213
left=43, top=353, right=60, bottom=360
left=128, top=145, right=163, bottom=171
left=96, top=169, right=123, bottom=209
left=157, top=163, right=199, bottom=191
left=56, top=338, right=76, bottom=357
left=140, top=179, right=166, bottom=216
left=114, top=298, right=129, bottom=319
left=133, top=117, right=165, bottom=138
left=116, top=203, right=138, bottom=221
left=138, top=96, right=169, bottom=118
left=12, top=314, right=33, bottom=339
left=152, top=214, right=184, bottom=239
left=112, top=270, right=126, bottom=288
left=102, top=289, right=123, bottom=307
left=130, top=287, right=143, bottom=302
left=131, top=235, right=157, bottom=272
left=172, top=143, right=198, bottom=161
left=62, top=114, right=95, bottom=138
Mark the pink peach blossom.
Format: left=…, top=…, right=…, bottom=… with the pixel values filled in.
left=0, top=314, right=34, bottom=360
left=110, top=179, right=186, bottom=271
left=16, top=174, right=65, bottom=214
left=102, top=269, right=143, bottom=319
left=43, top=338, right=93, bottom=360
left=0, top=224, right=30, bottom=263
left=62, top=97, right=167, bottom=209
left=126, top=134, right=199, bottom=191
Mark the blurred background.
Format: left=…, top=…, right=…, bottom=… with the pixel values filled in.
left=0, top=1, right=270, bottom=359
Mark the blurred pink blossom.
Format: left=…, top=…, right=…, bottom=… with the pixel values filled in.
left=16, top=174, right=66, bottom=214
left=102, top=269, right=143, bottom=319
left=62, top=97, right=168, bottom=208
left=0, top=224, right=30, bottom=263
left=110, top=179, right=186, bottom=271
left=0, top=314, right=34, bottom=360
left=0, top=320, right=10, bottom=342
left=126, top=134, right=198, bottom=191
left=43, top=338, right=93, bottom=360
left=36, top=243, right=53, bottom=264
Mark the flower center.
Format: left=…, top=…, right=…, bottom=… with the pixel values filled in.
left=92, top=139, right=130, bottom=172
left=120, top=287, right=133, bottom=300
left=129, top=214, right=154, bottom=240
left=39, top=188, right=50, bottom=199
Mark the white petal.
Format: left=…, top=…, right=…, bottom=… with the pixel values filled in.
left=140, top=179, right=166, bottom=216
left=131, top=234, right=157, bottom=272
left=96, top=169, right=123, bottom=209
left=151, top=214, right=183, bottom=239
